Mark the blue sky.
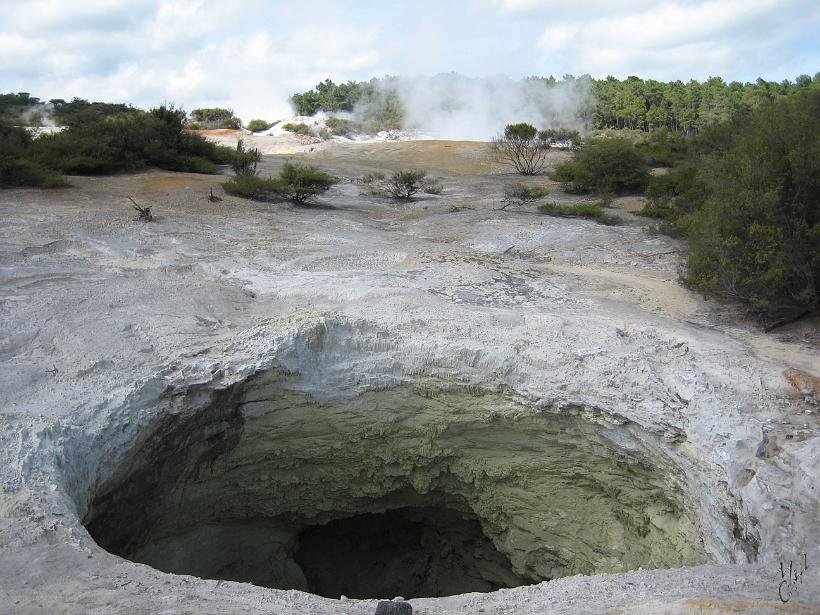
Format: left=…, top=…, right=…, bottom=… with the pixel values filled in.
left=1, top=0, right=818, bottom=120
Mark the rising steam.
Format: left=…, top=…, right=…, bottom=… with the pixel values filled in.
left=354, top=74, right=595, bottom=140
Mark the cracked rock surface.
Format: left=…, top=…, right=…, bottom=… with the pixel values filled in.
left=0, top=141, right=817, bottom=614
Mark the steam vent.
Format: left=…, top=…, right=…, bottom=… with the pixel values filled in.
left=1, top=143, right=818, bottom=614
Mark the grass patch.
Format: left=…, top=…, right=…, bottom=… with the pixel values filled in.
left=537, top=201, right=619, bottom=225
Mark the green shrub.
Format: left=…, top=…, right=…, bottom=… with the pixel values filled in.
left=551, top=139, right=649, bottom=194
left=0, top=122, right=66, bottom=187
left=231, top=139, right=261, bottom=177
left=683, top=90, right=820, bottom=315
left=281, top=122, right=313, bottom=136
left=225, top=162, right=337, bottom=205
left=145, top=150, right=218, bottom=174
left=223, top=175, right=282, bottom=200
left=637, top=129, right=691, bottom=166
left=276, top=162, right=336, bottom=204
left=0, top=157, right=68, bottom=188
left=0, top=99, right=240, bottom=189
left=538, top=201, right=618, bottom=225
left=246, top=119, right=273, bottom=132
left=388, top=170, right=426, bottom=199
left=0, top=124, right=33, bottom=153
left=26, top=105, right=232, bottom=176
left=176, top=131, right=236, bottom=165
left=324, top=116, right=353, bottom=136
left=635, top=205, right=676, bottom=220
left=49, top=97, right=135, bottom=126
left=190, top=107, right=241, bottom=129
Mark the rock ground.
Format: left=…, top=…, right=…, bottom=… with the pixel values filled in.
left=0, top=141, right=818, bottom=614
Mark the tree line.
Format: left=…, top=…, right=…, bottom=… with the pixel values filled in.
left=0, top=94, right=242, bottom=130
left=290, top=74, right=820, bottom=134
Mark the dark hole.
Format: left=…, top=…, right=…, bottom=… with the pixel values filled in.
left=293, top=507, right=526, bottom=598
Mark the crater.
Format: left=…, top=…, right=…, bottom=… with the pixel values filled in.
left=80, top=369, right=709, bottom=599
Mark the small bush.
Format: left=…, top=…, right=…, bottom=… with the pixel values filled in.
left=538, top=201, right=618, bottom=225
left=501, top=183, right=550, bottom=209
left=231, top=139, right=261, bottom=177
left=276, top=162, right=337, bottom=205
left=246, top=119, right=273, bottom=133
left=388, top=169, right=426, bottom=199
left=551, top=139, right=649, bottom=194
left=360, top=171, right=385, bottom=184
left=224, top=162, right=337, bottom=205
left=492, top=123, right=550, bottom=175
left=423, top=179, right=444, bottom=195
left=281, top=122, right=313, bottom=136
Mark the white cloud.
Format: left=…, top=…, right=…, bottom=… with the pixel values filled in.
left=534, top=0, right=819, bottom=79
left=0, top=0, right=386, bottom=119
left=488, top=0, right=660, bottom=17
left=0, top=0, right=817, bottom=119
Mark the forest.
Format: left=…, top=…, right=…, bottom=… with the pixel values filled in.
left=291, top=74, right=820, bottom=133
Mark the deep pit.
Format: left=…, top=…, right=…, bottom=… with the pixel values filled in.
left=294, top=507, right=525, bottom=597
left=81, top=370, right=709, bottom=599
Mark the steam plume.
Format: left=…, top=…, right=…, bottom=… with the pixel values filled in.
left=356, top=74, right=594, bottom=140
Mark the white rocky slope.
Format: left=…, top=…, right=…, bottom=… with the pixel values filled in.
left=0, top=142, right=817, bottom=614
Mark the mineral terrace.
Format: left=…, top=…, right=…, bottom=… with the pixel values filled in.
left=0, top=139, right=818, bottom=614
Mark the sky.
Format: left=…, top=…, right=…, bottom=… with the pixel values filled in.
left=1, top=0, right=818, bottom=121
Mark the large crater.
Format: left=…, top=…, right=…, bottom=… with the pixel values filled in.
left=80, top=369, right=711, bottom=599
